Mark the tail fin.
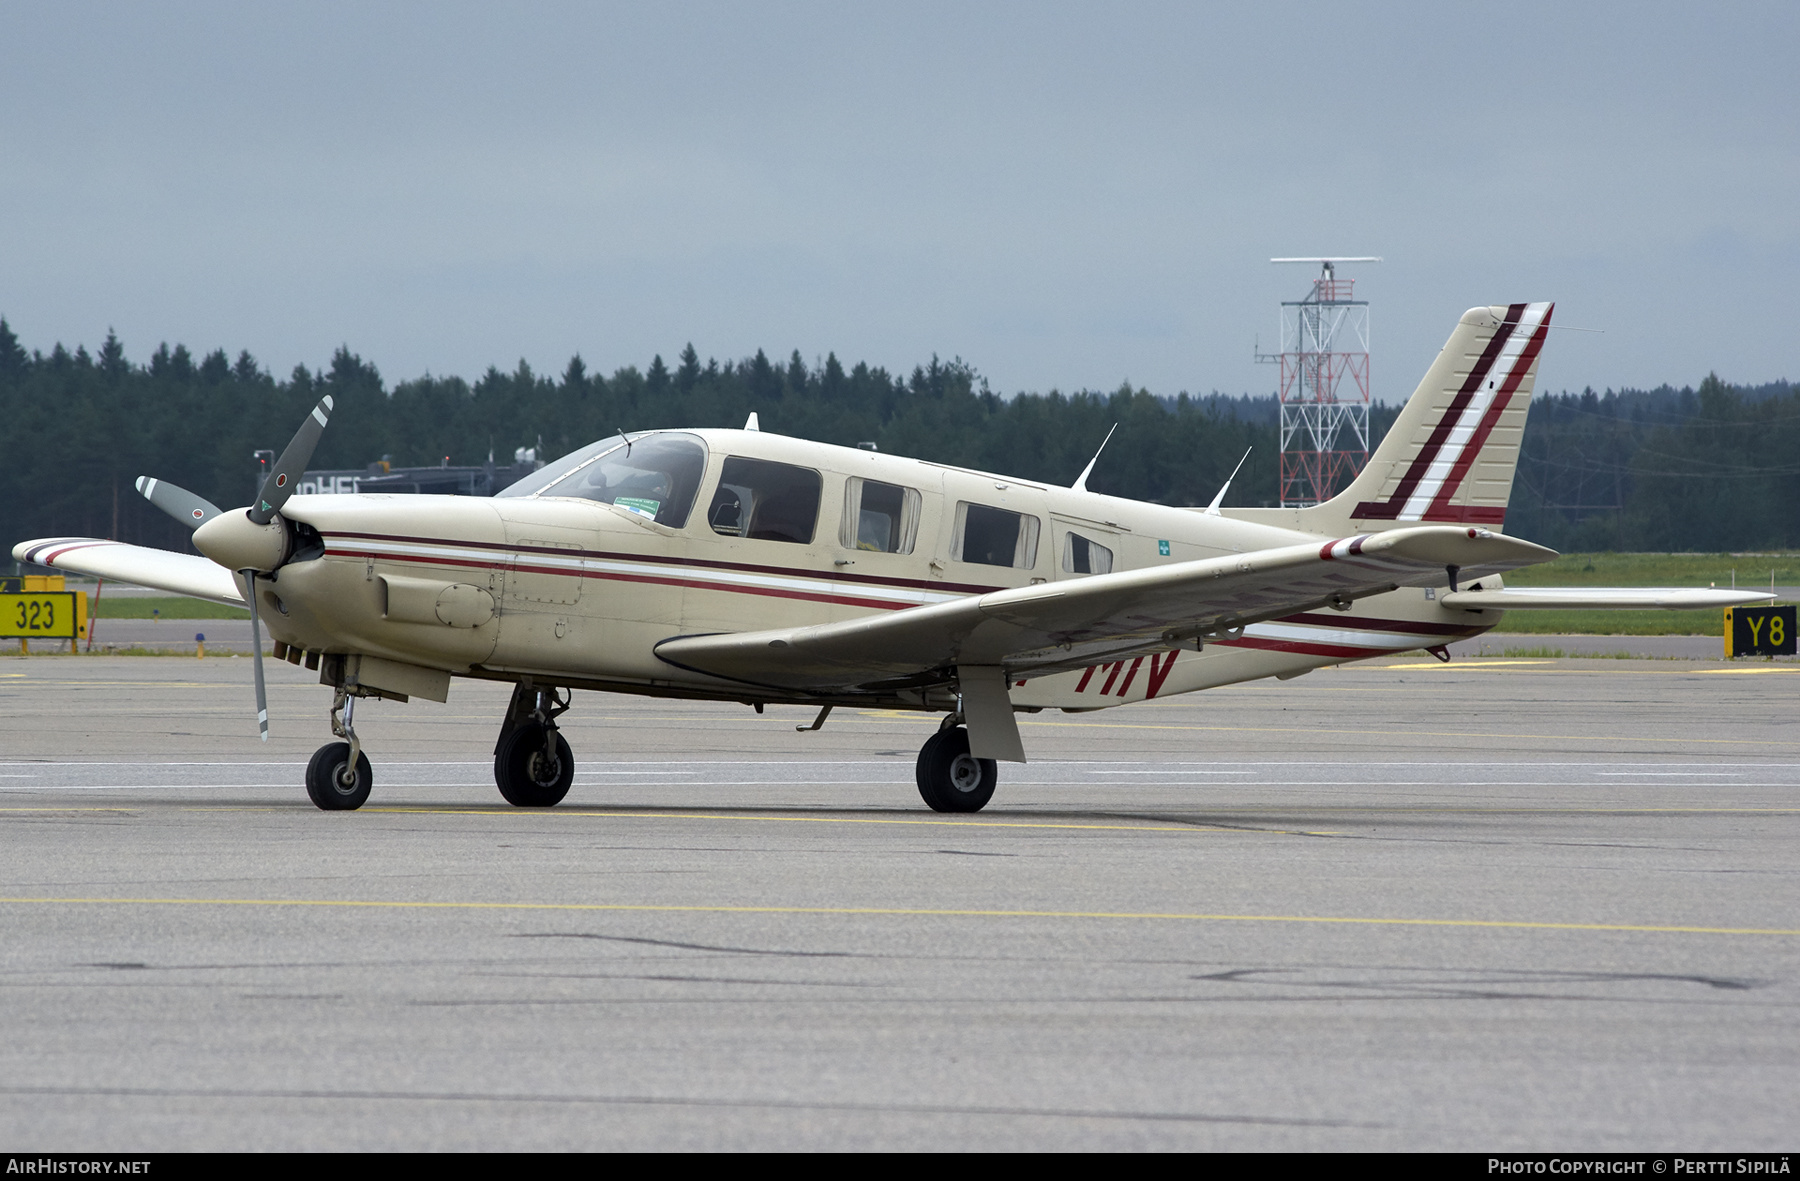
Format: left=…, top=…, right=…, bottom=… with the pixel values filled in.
left=1301, top=302, right=1553, bottom=534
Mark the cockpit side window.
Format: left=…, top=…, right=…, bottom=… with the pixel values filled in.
left=516, top=432, right=708, bottom=528
left=709, top=456, right=822, bottom=544
left=841, top=478, right=920, bottom=554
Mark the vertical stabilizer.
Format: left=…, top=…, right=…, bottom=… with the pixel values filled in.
left=1296, top=302, right=1553, bottom=534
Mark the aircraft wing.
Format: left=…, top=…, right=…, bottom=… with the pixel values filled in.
left=656, top=525, right=1553, bottom=694
left=12, top=537, right=245, bottom=606
left=1441, top=587, right=1773, bottom=610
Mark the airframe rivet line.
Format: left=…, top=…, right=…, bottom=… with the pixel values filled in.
left=0, top=896, right=1793, bottom=937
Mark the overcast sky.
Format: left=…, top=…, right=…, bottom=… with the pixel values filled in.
left=2, top=2, right=1795, bottom=402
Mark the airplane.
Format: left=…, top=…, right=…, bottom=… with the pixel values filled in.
left=14, top=302, right=1769, bottom=812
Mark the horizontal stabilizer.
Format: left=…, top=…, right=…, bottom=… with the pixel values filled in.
left=1441, top=587, right=1774, bottom=611
left=12, top=537, right=244, bottom=606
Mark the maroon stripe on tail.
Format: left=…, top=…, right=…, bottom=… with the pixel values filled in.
left=1424, top=305, right=1552, bottom=520
left=1352, top=303, right=1526, bottom=520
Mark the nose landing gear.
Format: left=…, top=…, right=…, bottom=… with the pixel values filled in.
left=494, top=681, right=574, bottom=807
left=306, top=689, right=372, bottom=810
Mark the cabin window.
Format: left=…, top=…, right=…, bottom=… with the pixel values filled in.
left=513, top=432, right=707, bottom=528
left=953, top=502, right=1040, bottom=568
left=841, top=478, right=921, bottom=554
left=707, top=457, right=822, bottom=544
left=1063, top=532, right=1115, bottom=575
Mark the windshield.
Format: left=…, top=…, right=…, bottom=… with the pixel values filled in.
left=497, top=432, right=708, bottom=529
left=496, top=435, right=625, bottom=498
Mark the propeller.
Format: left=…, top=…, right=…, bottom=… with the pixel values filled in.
left=136, top=394, right=337, bottom=742
left=135, top=477, right=223, bottom=529
left=250, top=395, right=333, bottom=524
left=244, top=569, right=269, bottom=742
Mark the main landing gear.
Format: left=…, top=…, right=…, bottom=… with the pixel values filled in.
left=915, top=718, right=997, bottom=813
left=306, top=689, right=373, bottom=810
left=493, top=682, right=573, bottom=807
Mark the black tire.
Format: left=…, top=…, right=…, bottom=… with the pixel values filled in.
left=305, top=742, right=372, bottom=811
left=495, top=722, right=574, bottom=807
left=915, top=726, right=997, bottom=813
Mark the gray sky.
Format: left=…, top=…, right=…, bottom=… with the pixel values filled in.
left=3, top=1, right=1795, bottom=402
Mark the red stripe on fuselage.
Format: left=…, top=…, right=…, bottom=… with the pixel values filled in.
left=1213, top=635, right=1411, bottom=659
left=323, top=547, right=919, bottom=612
left=322, top=529, right=1004, bottom=596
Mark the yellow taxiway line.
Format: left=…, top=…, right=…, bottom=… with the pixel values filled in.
left=1382, top=661, right=1800, bottom=674
left=998, top=717, right=1800, bottom=748
left=0, top=894, right=1793, bottom=937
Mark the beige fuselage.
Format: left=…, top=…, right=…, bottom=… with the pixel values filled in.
left=264, top=429, right=1498, bottom=711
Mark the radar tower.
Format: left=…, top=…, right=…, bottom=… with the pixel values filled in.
left=1256, top=257, right=1380, bottom=506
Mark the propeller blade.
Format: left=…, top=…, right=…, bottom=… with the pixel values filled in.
left=243, top=570, right=269, bottom=742
left=135, top=476, right=223, bottom=531
left=249, top=395, right=335, bottom=525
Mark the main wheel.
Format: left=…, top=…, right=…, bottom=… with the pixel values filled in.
left=915, top=726, right=997, bottom=813
left=305, top=741, right=372, bottom=811
left=495, top=722, right=574, bottom=807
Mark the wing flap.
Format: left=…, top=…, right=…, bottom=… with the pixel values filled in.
left=13, top=537, right=244, bottom=606
left=656, top=525, right=1554, bottom=693
left=1441, top=587, right=1774, bottom=610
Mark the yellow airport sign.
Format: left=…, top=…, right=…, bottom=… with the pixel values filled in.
left=1, top=592, right=87, bottom=640
left=1726, top=605, right=1796, bottom=658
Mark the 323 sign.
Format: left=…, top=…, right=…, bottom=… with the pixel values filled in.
left=1, top=592, right=80, bottom=638
left=1726, top=604, right=1797, bottom=657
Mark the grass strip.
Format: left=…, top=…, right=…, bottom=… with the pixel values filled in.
left=91, top=595, right=248, bottom=620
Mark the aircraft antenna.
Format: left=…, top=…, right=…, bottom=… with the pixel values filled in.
left=1255, top=257, right=1380, bottom=506
left=1203, top=447, right=1253, bottom=515
left=1071, top=424, right=1118, bottom=493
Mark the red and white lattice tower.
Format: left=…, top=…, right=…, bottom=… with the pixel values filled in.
left=1256, top=257, right=1380, bottom=506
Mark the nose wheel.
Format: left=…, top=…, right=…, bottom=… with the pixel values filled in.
left=306, top=742, right=372, bottom=810
left=307, top=689, right=372, bottom=810
left=494, top=682, right=574, bottom=807
left=916, top=725, right=996, bottom=812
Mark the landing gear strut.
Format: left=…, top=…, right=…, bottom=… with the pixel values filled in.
left=915, top=719, right=996, bottom=813
left=306, top=689, right=372, bottom=810
left=494, top=681, right=573, bottom=807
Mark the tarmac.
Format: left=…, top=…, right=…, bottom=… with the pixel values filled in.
left=0, top=653, right=1796, bottom=1150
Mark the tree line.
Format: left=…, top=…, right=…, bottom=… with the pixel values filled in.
left=1507, top=377, right=1799, bottom=552
left=1, top=318, right=1792, bottom=562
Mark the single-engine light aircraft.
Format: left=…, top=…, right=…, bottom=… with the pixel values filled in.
left=16, top=303, right=1768, bottom=811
